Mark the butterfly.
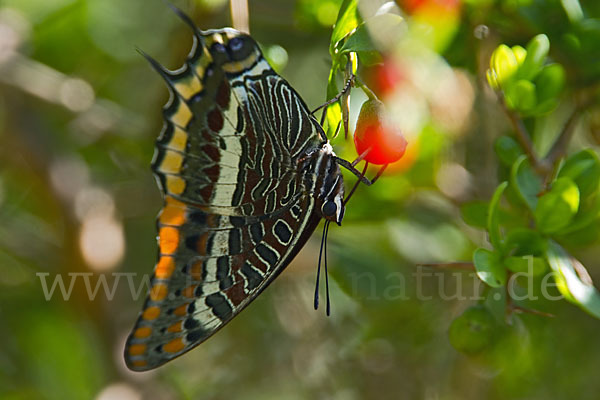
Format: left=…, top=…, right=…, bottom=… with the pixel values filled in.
left=124, top=7, right=374, bottom=371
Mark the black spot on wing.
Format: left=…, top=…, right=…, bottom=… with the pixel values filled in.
left=186, top=329, right=206, bottom=343
left=256, top=244, right=277, bottom=268
left=228, top=228, right=242, bottom=255
left=205, top=293, right=233, bottom=320
left=249, top=222, right=264, bottom=244
left=184, top=318, right=200, bottom=329
left=274, top=220, right=292, bottom=244
left=241, top=262, right=262, bottom=291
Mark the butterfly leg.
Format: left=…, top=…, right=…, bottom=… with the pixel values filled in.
left=311, top=73, right=355, bottom=116
left=313, top=64, right=356, bottom=138
left=336, top=155, right=389, bottom=205
left=334, top=156, right=373, bottom=185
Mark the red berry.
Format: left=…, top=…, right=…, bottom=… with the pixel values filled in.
left=354, top=99, right=407, bottom=165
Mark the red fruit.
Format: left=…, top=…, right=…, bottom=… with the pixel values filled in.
left=354, top=99, right=407, bottom=165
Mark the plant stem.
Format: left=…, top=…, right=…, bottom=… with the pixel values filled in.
left=417, top=262, right=475, bottom=270
left=499, top=93, right=549, bottom=174
left=544, top=107, right=582, bottom=167
left=355, top=76, right=378, bottom=101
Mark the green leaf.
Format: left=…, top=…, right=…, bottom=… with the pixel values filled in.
left=510, top=155, right=542, bottom=211
left=330, top=0, right=361, bottom=56
left=338, top=27, right=374, bottom=54
left=534, top=177, right=580, bottom=234
left=519, top=34, right=550, bottom=80
left=558, top=149, right=600, bottom=199
left=487, top=181, right=508, bottom=250
left=546, top=241, right=600, bottom=319
left=504, top=255, right=548, bottom=276
left=325, top=67, right=342, bottom=137
left=534, top=64, right=565, bottom=104
left=511, top=45, right=527, bottom=65
left=473, top=248, right=507, bottom=287
left=556, top=194, right=600, bottom=235
left=340, top=14, right=403, bottom=55
left=504, top=228, right=546, bottom=256
left=494, top=136, right=524, bottom=167
left=460, top=201, right=488, bottom=228
left=530, top=98, right=559, bottom=116
left=506, top=79, right=537, bottom=112
left=490, top=44, right=519, bottom=87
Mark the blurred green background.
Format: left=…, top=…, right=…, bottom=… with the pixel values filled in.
left=2, top=0, right=600, bottom=399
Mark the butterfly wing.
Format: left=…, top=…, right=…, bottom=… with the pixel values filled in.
left=124, top=22, right=325, bottom=371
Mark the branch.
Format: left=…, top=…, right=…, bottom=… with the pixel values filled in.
left=544, top=107, right=582, bottom=166
left=508, top=304, right=555, bottom=318
left=498, top=93, right=550, bottom=174
left=416, top=262, right=475, bottom=271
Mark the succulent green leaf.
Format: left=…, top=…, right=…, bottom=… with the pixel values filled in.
left=340, top=14, right=404, bottom=55
left=330, top=0, right=361, bottom=56
left=506, top=79, right=537, bottom=112
left=495, top=136, right=525, bottom=167
left=504, top=256, right=548, bottom=276
left=519, top=34, right=550, bottom=80
left=504, top=228, right=546, bottom=256
left=557, top=194, right=600, bottom=235
left=531, top=98, right=559, bottom=115
left=546, top=241, right=600, bottom=319
left=535, top=177, right=580, bottom=234
left=490, top=44, right=519, bottom=87
left=510, top=155, right=542, bottom=211
left=474, top=248, right=507, bottom=287
left=512, top=45, right=527, bottom=65
left=325, top=69, right=342, bottom=138
left=534, top=64, right=565, bottom=103
left=558, top=149, right=600, bottom=199
left=487, top=181, right=508, bottom=250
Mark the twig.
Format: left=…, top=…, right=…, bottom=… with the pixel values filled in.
left=355, top=76, right=378, bottom=101
left=498, top=93, right=549, bottom=173
left=416, top=262, right=475, bottom=271
left=544, top=107, right=582, bottom=166
left=508, top=304, right=555, bottom=318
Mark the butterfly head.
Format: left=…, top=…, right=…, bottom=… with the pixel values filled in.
left=321, top=195, right=344, bottom=225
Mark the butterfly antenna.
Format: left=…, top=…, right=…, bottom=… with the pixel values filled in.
left=343, top=161, right=368, bottom=205
left=314, top=220, right=328, bottom=310
left=324, top=220, right=331, bottom=316
left=163, top=0, right=199, bottom=32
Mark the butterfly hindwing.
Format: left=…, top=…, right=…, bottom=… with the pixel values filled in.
left=125, top=22, right=325, bottom=371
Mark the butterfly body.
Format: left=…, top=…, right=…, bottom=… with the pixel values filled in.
left=125, top=20, right=344, bottom=371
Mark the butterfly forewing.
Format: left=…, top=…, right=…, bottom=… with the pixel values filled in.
left=125, top=25, right=325, bottom=371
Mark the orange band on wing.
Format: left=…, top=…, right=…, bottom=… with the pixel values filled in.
left=128, top=343, right=147, bottom=356
left=142, top=306, right=161, bottom=320
left=134, top=326, right=152, bottom=339
left=150, top=284, right=169, bottom=301
left=155, top=257, right=175, bottom=279
left=159, top=227, right=180, bottom=254
left=163, top=338, right=185, bottom=353
left=159, top=197, right=187, bottom=226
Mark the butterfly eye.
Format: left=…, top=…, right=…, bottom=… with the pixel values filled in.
left=322, top=201, right=337, bottom=218
left=212, top=42, right=227, bottom=53
left=229, top=37, right=244, bottom=51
